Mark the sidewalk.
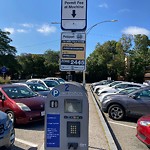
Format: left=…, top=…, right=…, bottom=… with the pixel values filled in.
left=87, top=84, right=117, bottom=150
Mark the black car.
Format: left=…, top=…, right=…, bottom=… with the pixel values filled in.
left=101, top=86, right=150, bottom=120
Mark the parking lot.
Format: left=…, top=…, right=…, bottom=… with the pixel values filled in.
left=1, top=83, right=150, bottom=150
left=93, top=87, right=150, bottom=150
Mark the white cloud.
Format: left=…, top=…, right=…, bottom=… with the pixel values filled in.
left=118, top=9, right=130, bottom=13
left=4, top=28, right=15, bottom=34
left=21, top=23, right=34, bottom=28
left=17, top=29, right=28, bottom=33
left=37, top=24, right=56, bottom=35
left=122, top=26, right=150, bottom=36
left=98, top=3, right=108, bottom=8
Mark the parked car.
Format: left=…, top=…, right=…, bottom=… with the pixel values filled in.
left=97, top=82, right=145, bottom=96
left=99, top=87, right=140, bottom=103
left=0, top=110, right=15, bottom=149
left=101, top=86, right=150, bottom=120
left=0, top=84, right=46, bottom=125
left=45, top=77, right=66, bottom=84
left=93, top=80, right=121, bottom=93
left=26, top=79, right=60, bottom=90
left=14, top=82, right=50, bottom=97
left=136, top=115, right=150, bottom=148
left=91, top=80, right=114, bottom=90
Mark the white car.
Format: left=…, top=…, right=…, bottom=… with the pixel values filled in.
left=97, top=82, right=145, bottom=96
left=26, top=78, right=60, bottom=90
left=94, top=81, right=123, bottom=93
left=98, top=87, right=140, bottom=102
left=45, top=77, right=66, bottom=84
left=91, top=80, right=113, bottom=91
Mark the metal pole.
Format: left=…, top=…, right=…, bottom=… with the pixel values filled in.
left=83, top=70, right=86, bottom=87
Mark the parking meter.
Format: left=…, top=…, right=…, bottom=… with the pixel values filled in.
left=45, top=82, right=89, bottom=150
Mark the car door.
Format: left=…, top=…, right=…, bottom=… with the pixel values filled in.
left=127, top=89, right=150, bottom=117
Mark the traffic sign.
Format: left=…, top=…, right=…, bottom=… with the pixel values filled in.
left=60, top=32, right=86, bottom=71
left=61, top=0, right=87, bottom=31
left=1, top=66, right=7, bottom=74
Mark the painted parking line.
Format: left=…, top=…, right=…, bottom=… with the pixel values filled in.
left=108, top=121, right=136, bottom=129
left=15, top=138, right=38, bottom=148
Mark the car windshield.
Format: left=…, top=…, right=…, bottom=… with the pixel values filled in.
left=110, top=81, right=122, bottom=87
left=58, top=78, right=66, bottom=84
left=44, top=80, right=59, bottom=87
left=27, top=83, right=49, bottom=92
left=119, top=87, right=139, bottom=94
left=3, top=86, right=37, bottom=99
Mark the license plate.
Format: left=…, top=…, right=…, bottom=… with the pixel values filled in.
left=41, top=111, right=45, bottom=116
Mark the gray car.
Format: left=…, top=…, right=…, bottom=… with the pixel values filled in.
left=101, top=86, right=150, bottom=120
left=0, top=110, right=15, bottom=149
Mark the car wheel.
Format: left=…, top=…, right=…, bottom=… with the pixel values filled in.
left=7, top=111, right=15, bottom=124
left=108, top=104, right=125, bottom=120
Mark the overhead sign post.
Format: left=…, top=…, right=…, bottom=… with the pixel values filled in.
left=61, top=0, right=87, bottom=31
left=60, top=32, right=86, bottom=71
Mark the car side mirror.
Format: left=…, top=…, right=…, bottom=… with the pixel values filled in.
left=130, top=94, right=139, bottom=99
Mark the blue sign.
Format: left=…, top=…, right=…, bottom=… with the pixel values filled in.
left=46, top=114, right=60, bottom=148
left=1, top=66, right=7, bottom=74
left=51, top=89, right=60, bottom=97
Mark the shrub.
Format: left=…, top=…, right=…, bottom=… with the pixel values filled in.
left=0, top=76, right=11, bottom=84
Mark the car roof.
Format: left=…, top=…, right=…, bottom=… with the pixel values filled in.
left=128, top=85, right=150, bottom=95
left=0, top=84, right=26, bottom=88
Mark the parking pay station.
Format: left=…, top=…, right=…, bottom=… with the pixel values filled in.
left=45, top=82, right=89, bottom=150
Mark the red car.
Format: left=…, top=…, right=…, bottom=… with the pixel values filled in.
left=0, top=84, right=46, bottom=125
left=136, top=115, right=150, bottom=148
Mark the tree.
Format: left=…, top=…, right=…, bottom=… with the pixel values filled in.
left=17, top=53, right=46, bottom=79
left=0, top=29, right=17, bottom=55
left=0, top=29, right=18, bottom=78
left=87, top=41, right=121, bottom=82
left=44, top=50, right=60, bottom=76
left=129, top=34, right=150, bottom=82
left=119, top=34, right=132, bottom=54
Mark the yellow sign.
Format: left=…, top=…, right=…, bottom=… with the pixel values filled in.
left=60, top=32, right=86, bottom=71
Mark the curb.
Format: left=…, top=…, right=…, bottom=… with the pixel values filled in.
left=90, top=86, right=118, bottom=150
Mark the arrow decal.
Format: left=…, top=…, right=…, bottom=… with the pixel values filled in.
left=72, top=10, right=76, bottom=18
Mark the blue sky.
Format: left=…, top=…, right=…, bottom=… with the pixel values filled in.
left=0, top=0, right=150, bottom=57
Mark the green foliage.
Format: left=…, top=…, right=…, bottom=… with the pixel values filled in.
left=0, top=29, right=17, bottom=55
left=87, top=34, right=150, bottom=82
left=0, top=76, right=11, bottom=84
left=1, top=27, right=149, bottom=83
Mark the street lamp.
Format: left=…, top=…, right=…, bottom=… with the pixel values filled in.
left=86, top=20, right=118, bottom=35
left=83, top=19, right=118, bottom=87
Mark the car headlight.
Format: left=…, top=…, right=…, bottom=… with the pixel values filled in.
left=103, top=96, right=111, bottom=101
left=16, top=103, right=31, bottom=111
left=140, top=121, right=150, bottom=126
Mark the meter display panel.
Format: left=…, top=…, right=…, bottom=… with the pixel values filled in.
left=64, top=99, right=82, bottom=113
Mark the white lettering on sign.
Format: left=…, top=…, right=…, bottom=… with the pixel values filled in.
left=60, top=92, right=83, bottom=96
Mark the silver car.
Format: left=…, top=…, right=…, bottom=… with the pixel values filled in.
left=0, top=110, right=15, bottom=149
left=101, top=86, right=150, bottom=120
